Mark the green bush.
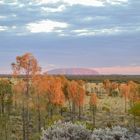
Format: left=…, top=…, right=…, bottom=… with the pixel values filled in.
left=129, top=102, right=140, bottom=116
left=46, top=115, right=64, bottom=128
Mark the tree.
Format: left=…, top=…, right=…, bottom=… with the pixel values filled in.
left=67, top=80, right=85, bottom=121
left=111, top=82, right=119, bottom=97
left=89, top=93, right=98, bottom=128
left=67, top=81, right=77, bottom=120
left=127, top=81, right=139, bottom=130
left=129, top=102, right=140, bottom=116
left=32, top=75, right=46, bottom=132
left=75, top=81, right=85, bottom=120
left=103, top=79, right=111, bottom=95
left=120, top=83, right=130, bottom=112
left=129, top=101, right=140, bottom=131
left=13, top=80, right=27, bottom=140
left=0, top=79, right=12, bottom=140
left=128, top=81, right=138, bottom=106
left=12, top=53, right=41, bottom=140
left=49, top=77, right=65, bottom=107
left=0, top=79, right=12, bottom=115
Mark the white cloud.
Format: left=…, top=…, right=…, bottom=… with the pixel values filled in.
left=0, top=0, right=25, bottom=7
left=6, top=0, right=18, bottom=6
left=83, top=17, right=93, bottom=21
left=73, top=27, right=121, bottom=36
left=0, top=1, right=4, bottom=4
left=106, top=0, right=128, bottom=5
left=55, top=30, right=63, bottom=33
left=72, top=25, right=140, bottom=37
left=41, top=5, right=65, bottom=13
left=93, top=16, right=108, bottom=20
left=18, top=3, right=25, bottom=8
left=35, top=0, right=128, bottom=7
left=0, top=26, right=8, bottom=31
left=100, top=28, right=121, bottom=34
left=58, top=33, right=69, bottom=37
left=0, top=14, right=17, bottom=20
left=63, top=0, right=104, bottom=7
left=72, top=29, right=89, bottom=33
left=0, top=0, right=129, bottom=7
left=11, top=14, right=17, bottom=17
left=11, top=26, right=16, bottom=29
left=83, top=16, right=108, bottom=22
left=77, top=32, right=96, bottom=36
left=36, top=0, right=104, bottom=7
left=26, top=20, right=68, bottom=33
left=0, top=15, right=6, bottom=19
left=35, top=0, right=60, bottom=5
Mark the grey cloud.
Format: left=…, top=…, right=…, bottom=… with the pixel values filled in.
left=0, top=0, right=139, bottom=37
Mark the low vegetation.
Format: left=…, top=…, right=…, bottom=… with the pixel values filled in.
left=0, top=53, right=140, bottom=140
left=41, top=122, right=140, bottom=140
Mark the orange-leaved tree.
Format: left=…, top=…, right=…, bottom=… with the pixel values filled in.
left=12, top=79, right=27, bottom=139
left=103, top=79, right=111, bottom=95
left=12, top=53, right=41, bottom=140
left=120, top=83, right=130, bottom=112
left=128, top=81, right=138, bottom=106
left=76, top=85, right=85, bottom=120
left=111, top=82, right=119, bottom=97
left=67, top=80, right=85, bottom=120
left=31, top=75, right=48, bottom=132
left=43, top=76, right=65, bottom=118
left=89, top=93, right=98, bottom=127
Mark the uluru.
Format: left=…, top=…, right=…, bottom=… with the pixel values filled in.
left=47, top=68, right=99, bottom=75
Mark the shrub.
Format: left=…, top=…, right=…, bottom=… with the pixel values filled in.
left=41, top=121, right=91, bottom=140
left=45, top=115, right=64, bottom=129
left=129, top=102, right=140, bottom=117
left=41, top=122, right=140, bottom=140
left=91, top=126, right=128, bottom=140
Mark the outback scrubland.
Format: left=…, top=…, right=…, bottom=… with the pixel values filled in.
left=0, top=53, right=140, bottom=140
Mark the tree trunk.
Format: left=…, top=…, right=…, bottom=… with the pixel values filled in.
left=26, top=106, right=29, bottom=140
left=78, top=106, right=81, bottom=120
left=92, top=105, right=96, bottom=128
left=72, top=101, right=75, bottom=121
left=1, top=97, right=4, bottom=114
left=25, top=70, right=30, bottom=140
left=133, top=114, right=136, bottom=132
left=50, top=107, right=53, bottom=119
left=22, top=105, right=26, bottom=140
left=38, top=106, right=41, bottom=132
left=125, top=97, right=127, bottom=113
left=60, top=108, right=63, bottom=116
left=4, top=117, right=7, bottom=140
left=37, top=94, right=41, bottom=132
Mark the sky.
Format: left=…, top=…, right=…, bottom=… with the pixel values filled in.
left=0, top=0, right=140, bottom=74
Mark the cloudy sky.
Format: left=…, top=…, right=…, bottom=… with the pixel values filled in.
left=0, top=0, right=140, bottom=74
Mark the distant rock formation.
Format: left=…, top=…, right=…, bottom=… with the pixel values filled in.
left=46, top=68, right=99, bottom=75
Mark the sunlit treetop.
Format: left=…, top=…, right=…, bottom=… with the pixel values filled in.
left=12, top=53, right=41, bottom=76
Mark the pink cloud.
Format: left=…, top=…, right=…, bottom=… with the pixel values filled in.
left=94, top=66, right=140, bottom=75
